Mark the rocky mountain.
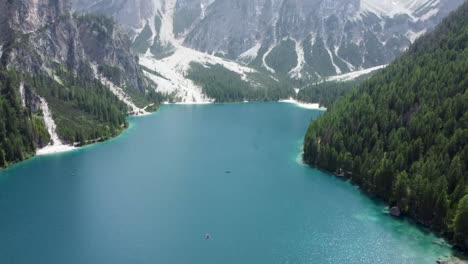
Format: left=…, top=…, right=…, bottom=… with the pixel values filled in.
left=0, top=0, right=162, bottom=166
left=73, top=0, right=464, bottom=81
left=189, top=0, right=465, bottom=78
left=1, top=0, right=154, bottom=97
left=72, top=0, right=286, bottom=103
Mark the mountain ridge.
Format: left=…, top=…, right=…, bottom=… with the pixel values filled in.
left=0, top=0, right=163, bottom=166
left=70, top=0, right=464, bottom=103
left=74, top=0, right=464, bottom=79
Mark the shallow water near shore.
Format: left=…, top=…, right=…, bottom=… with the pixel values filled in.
left=0, top=103, right=457, bottom=264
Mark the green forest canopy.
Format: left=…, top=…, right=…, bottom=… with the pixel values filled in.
left=303, top=2, right=468, bottom=251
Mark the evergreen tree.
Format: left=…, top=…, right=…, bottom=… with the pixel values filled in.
left=303, top=1, right=468, bottom=250
left=453, top=194, right=468, bottom=250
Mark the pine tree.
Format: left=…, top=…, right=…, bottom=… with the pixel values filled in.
left=392, top=171, right=410, bottom=212
left=453, top=194, right=468, bottom=250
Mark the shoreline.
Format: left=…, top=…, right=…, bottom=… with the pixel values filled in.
left=3, top=104, right=467, bottom=263
left=279, top=98, right=328, bottom=110
left=300, top=152, right=468, bottom=263
left=162, top=101, right=214, bottom=105
left=12, top=100, right=322, bottom=166
left=34, top=110, right=156, bottom=157
left=163, top=99, right=328, bottom=110
left=294, top=140, right=467, bottom=263
left=36, top=144, right=77, bottom=156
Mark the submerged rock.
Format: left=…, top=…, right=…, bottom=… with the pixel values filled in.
left=390, top=206, right=401, bottom=217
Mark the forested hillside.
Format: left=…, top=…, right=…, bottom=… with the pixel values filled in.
left=187, top=63, right=294, bottom=102
left=297, top=80, right=362, bottom=108
left=0, top=64, right=138, bottom=168
left=31, top=67, right=130, bottom=144
left=0, top=70, right=47, bottom=167
left=0, top=2, right=164, bottom=169
left=303, top=2, right=468, bottom=251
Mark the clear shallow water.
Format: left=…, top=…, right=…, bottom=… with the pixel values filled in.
left=0, top=103, right=454, bottom=264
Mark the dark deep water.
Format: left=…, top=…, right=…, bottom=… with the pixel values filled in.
left=0, top=103, right=454, bottom=264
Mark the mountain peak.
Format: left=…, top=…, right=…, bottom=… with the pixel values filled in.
left=69, top=0, right=464, bottom=86
left=360, top=0, right=438, bottom=18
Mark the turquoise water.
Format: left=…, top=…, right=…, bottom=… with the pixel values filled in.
left=0, top=103, right=454, bottom=264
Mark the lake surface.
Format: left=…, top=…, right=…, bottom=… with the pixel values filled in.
left=0, top=103, right=454, bottom=264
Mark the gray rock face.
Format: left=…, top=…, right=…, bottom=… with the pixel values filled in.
left=72, top=0, right=155, bottom=32
left=184, top=0, right=464, bottom=79
left=390, top=206, right=401, bottom=217
left=185, top=0, right=273, bottom=57
left=1, top=0, right=152, bottom=93
left=6, top=0, right=69, bottom=33
left=70, top=0, right=465, bottom=80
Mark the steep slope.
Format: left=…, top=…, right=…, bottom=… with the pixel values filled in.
left=0, top=0, right=163, bottom=167
left=303, top=2, right=468, bottom=251
left=72, top=0, right=464, bottom=86
left=188, top=0, right=462, bottom=77
left=296, top=80, right=364, bottom=108
left=71, top=0, right=155, bottom=32
left=186, top=0, right=464, bottom=79
left=75, top=0, right=286, bottom=103
left=0, top=70, right=50, bottom=167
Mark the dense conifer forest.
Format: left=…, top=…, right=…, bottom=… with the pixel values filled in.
left=0, top=70, right=42, bottom=167
left=0, top=66, right=132, bottom=168
left=32, top=66, right=130, bottom=144
left=297, top=80, right=362, bottom=108
left=303, top=2, right=468, bottom=251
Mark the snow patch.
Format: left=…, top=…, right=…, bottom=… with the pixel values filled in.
left=262, top=45, right=276, bottom=74
left=141, top=45, right=256, bottom=103
left=36, top=97, right=75, bottom=155
left=327, top=64, right=387, bottom=82
left=361, top=0, right=414, bottom=18
left=147, top=18, right=157, bottom=47
left=200, top=3, right=207, bottom=19
left=419, top=8, right=439, bottom=21
left=19, top=82, right=26, bottom=107
left=289, top=39, right=305, bottom=79
left=324, top=40, right=341, bottom=75
left=410, top=0, right=440, bottom=11
left=138, top=0, right=260, bottom=103
left=133, top=22, right=146, bottom=42
left=335, top=45, right=355, bottom=72
left=406, top=29, right=427, bottom=42
left=53, top=75, right=64, bottom=85
left=238, top=43, right=261, bottom=62
left=91, top=65, right=149, bottom=115
left=360, top=0, right=438, bottom=20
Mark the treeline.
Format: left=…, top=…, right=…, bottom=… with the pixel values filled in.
left=31, top=65, right=129, bottom=144
left=297, top=80, right=362, bottom=108
left=0, top=63, right=162, bottom=168
left=0, top=70, right=48, bottom=167
left=303, top=2, right=468, bottom=251
left=187, top=62, right=294, bottom=102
